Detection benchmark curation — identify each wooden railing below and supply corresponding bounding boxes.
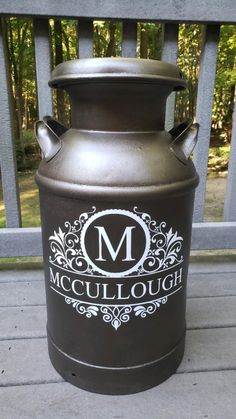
[0,0,236,257]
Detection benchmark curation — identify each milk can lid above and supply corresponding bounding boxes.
[49,57,186,90]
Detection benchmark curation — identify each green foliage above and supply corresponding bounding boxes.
[176,24,202,122]
[2,18,236,171]
[137,23,162,59]
[15,129,40,171]
[208,145,230,173]
[93,21,122,57]
[212,25,236,139]
[0,171,40,228]
[6,18,37,128]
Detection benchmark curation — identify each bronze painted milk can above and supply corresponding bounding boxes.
[35,58,199,394]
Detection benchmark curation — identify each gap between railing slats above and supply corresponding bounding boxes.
[0,19,21,228]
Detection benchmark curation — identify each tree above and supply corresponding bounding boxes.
[53,19,66,125]
[175,24,202,123]
[212,25,236,142]
[94,21,122,57]
[2,17,236,171]
[3,17,36,168]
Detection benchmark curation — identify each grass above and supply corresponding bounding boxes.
[0,170,40,228]
[208,144,230,174]
[0,145,231,228]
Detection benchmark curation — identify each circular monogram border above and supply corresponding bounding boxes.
[80,209,151,277]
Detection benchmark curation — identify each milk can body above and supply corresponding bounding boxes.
[35,58,199,394]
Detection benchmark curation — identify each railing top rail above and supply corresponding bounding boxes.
[0,0,235,24]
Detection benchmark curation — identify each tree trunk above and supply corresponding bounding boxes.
[62,27,70,61]
[16,19,31,168]
[140,25,148,58]
[5,19,20,141]
[106,22,116,57]
[94,25,101,57]
[54,19,66,124]
[226,84,236,141]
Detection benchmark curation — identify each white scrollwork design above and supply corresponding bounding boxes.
[49,206,184,277]
[133,296,168,318]
[65,297,99,318]
[100,306,132,330]
[49,207,96,274]
[133,207,184,274]
[62,295,171,330]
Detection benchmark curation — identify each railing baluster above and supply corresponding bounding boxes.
[34,19,53,118]
[223,98,236,221]
[161,24,179,131]
[122,21,137,57]
[193,25,220,222]
[0,19,21,228]
[78,20,93,58]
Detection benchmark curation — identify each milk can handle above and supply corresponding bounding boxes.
[35,116,67,162]
[169,120,199,164]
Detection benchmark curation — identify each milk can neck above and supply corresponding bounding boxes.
[67,82,171,132]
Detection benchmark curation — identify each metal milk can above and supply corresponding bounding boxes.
[35,58,199,394]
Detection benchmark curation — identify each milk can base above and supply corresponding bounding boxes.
[47,332,185,395]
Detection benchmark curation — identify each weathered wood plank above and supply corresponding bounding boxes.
[0,281,45,307]
[1,261,235,284]
[189,259,236,274]
[77,20,93,58]
[161,23,179,131]
[187,273,236,298]
[193,25,220,222]
[0,0,235,23]
[0,271,236,306]
[0,338,61,386]
[34,19,53,118]
[0,328,236,386]
[0,306,46,340]
[191,222,236,249]
[187,295,236,329]
[0,228,42,257]
[1,222,236,258]
[122,21,137,57]
[223,98,236,221]
[1,296,236,340]
[0,20,21,228]
[181,328,236,373]
[0,371,235,419]
[1,371,235,419]
[0,269,44,283]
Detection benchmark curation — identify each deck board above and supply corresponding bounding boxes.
[0,281,45,306]
[0,306,46,340]
[1,272,236,307]
[0,328,236,387]
[0,260,235,418]
[0,372,235,419]
[1,295,236,340]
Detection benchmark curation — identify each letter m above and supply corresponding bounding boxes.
[49,267,60,287]
[95,226,135,262]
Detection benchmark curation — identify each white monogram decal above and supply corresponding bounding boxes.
[48,207,184,330]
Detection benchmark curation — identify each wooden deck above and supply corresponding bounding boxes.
[0,257,235,418]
